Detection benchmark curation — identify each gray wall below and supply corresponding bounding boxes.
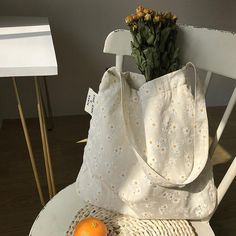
[0,0,236,120]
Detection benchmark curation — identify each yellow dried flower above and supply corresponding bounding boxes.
[136,5,144,13]
[172,15,177,21]
[151,10,156,16]
[165,12,172,19]
[143,8,148,14]
[132,14,138,21]
[132,24,138,31]
[161,11,168,19]
[149,9,154,15]
[144,13,152,21]
[143,8,153,14]
[153,15,161,23]
[137,11,145,18]
[125,15,133,25]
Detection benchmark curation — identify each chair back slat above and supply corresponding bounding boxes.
[103,29,132,72]
[217,156,236,206]
[177,25,236,80]
[104,26,236,80]
[103,29,132,56]
[203,71,212,96]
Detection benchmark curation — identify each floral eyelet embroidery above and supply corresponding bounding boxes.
[183,127,190,135]
[79,68,212,219]
[121,173,125,178]
[159,204,168,215]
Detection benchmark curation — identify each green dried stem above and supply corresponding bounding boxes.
[125,6,180,81]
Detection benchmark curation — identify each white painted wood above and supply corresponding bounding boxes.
[103,29,132,56]
[29,183,85,236]
[30,183,213,236]
[0,17,57,77]
[177,25,236,80]
[104,26,236,80]
[204,71,212,96]
[190,221,215,236]
[217,156,236,206]
[115,55,124,72]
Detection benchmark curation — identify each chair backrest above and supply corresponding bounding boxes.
[103,26,236,217]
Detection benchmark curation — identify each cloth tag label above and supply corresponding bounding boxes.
[84,88,97,116]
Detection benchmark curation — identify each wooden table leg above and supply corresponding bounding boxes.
[43,76,54,131]
[34,77,56,197]
[12,77,45,206]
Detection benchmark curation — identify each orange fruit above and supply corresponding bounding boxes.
[74,217,108,236]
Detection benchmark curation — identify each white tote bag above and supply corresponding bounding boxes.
[76,63,217,220]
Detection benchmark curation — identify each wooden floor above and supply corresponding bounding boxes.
[0,107,235,236]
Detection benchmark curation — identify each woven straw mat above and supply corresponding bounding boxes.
[66,204,196,236]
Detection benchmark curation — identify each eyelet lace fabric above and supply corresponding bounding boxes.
[76,64,217,220]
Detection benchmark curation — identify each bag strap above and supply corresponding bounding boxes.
[119,63,208,188]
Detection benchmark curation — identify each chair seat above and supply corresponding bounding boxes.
[29,183,85,236]
[29,183,215,236]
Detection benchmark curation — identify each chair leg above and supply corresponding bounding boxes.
[34,77,56,198]
[12,77,45,206]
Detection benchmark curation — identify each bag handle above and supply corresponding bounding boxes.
[119,63,208,188]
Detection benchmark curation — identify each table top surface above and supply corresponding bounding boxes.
[0,16,58,77]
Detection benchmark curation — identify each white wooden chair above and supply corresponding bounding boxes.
[29,26,236,236]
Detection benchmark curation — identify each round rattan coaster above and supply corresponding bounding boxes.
[66,204,196,236]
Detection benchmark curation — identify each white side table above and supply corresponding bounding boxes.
[0,16,58,205]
